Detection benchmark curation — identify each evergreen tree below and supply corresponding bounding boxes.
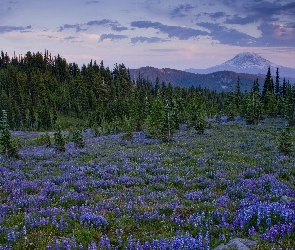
[235,76,241,111]
[146,91,165,139]
[71,128,85,148]
[187,94,206,134]
[243,79,262,125]
[283,85,295,126]
[274,68,280,97]
[261,67,277,116]
[278,126,293,156]
[162,100,175,142]
[0,110,19,158]
[54,125,66,152]
[121,116,133,141]
[262,67,274,99]
[224,89,238,121]
[281,78,287,98]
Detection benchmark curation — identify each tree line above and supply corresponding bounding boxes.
[0,50,294,140]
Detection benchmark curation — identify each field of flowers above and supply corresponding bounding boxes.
[1,117,295,249]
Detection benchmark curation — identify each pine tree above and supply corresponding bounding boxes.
[243,79,262,125]
[262,67,273,99]
[188,94,206,134]
[54,125,66,152]
[121,116,133,141]
[235,76,241,111]
[71,128,85,148]
[162,100,175,142]
[224,89,238,121]
[283,85,295,126]
[274,68,280,97]
[261,67,277,116]
[0,110,19,158]
[281,78,287,98]
[146,91,165,139]
[278,126,293,156]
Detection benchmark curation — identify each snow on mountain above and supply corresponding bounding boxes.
[221,52,278,70]
[186,52,295,81]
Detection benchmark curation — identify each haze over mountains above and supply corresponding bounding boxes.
[186,52,295,80]
[130,52,295,92]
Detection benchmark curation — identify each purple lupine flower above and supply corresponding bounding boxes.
[99,235,111,249]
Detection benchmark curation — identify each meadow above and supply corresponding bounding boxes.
[0,117,295,249]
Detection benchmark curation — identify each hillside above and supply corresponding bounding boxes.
[129,66,264,92]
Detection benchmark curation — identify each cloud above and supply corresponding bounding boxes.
[148,49,179,52]
[198,22,255,46]
[98,34,128,42]
[59,19,128,33]
[171,4,196,18]
[221,1,295,25]
[131,36,169,44]
[64,36,77,40]
[58,24,86,32]
[130,21,208,40]
[225,14,261,25]
[257,22,295,46]
[198,20,295,47]
[85,1,100,4]
[87,19,113,26]
[87,19,128,32]
[112,26,128,32]
[0,25,31,33]
[207,12,227,20]
[245,1,295,16]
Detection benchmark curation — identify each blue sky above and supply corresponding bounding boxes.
[0,0,295,70]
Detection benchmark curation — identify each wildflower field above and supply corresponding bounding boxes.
[1,117,295,249]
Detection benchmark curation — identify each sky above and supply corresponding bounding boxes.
[0,0,295,70]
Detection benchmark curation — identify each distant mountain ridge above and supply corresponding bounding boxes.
[129,67,265,92]
[186,52,295,80]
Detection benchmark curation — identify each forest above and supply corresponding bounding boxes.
[0,50,294,135]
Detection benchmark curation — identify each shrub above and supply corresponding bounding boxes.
[54,125,66,152]
[278,126,293,156]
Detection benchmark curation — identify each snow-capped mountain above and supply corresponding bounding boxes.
[222,52,278,70]
[186,52,295,80]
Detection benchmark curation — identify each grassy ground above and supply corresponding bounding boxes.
[1,117,295,249]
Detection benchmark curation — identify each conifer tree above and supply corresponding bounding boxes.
[71,128,85,148]
[0,110,19,158]
[188,94,206,134]
[283,85,295,126]
[54,125,66,152]
[262,67,274,99]
[243,79,262,125]
[261,67,277,116]
[146,91,165,139]
[274,68,280,97]
[224,89,238,121]
[278,126,293,156]
[121,116,133,141]
[235,76,241,111]
[162,100,175,142]
[281,78,287,98]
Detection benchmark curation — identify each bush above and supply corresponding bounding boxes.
[72,128,85,148]
[54,125,66,152]
[278,126,293,156]
[34,132,51,147]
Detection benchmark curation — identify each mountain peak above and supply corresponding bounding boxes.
[221,52,278,70]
